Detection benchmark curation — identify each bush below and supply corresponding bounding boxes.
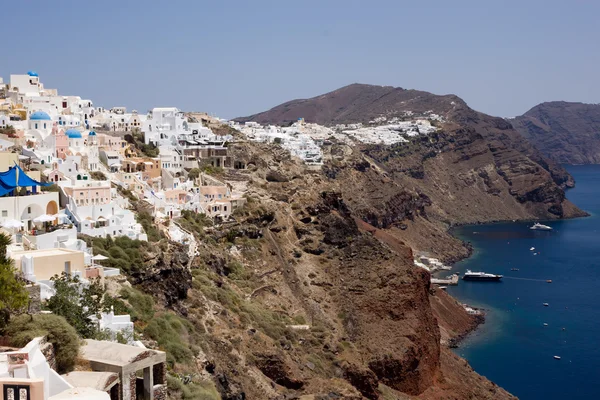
[136,211,162,242]
[41,184,60,192]
[167,376,220,400]
[120,287,155,323]
[143,312,200,366]
[5,314,80,373]
[80,235,151,275]
[89,171,107,181]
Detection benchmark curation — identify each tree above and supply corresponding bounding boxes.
[46,273,111,338]
[0,233,28,328]
[188,168,201,180]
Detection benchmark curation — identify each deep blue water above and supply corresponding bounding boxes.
[446,165,600,400]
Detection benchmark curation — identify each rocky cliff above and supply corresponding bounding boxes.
[128,86,591,399]
[147,141,518,399]
[511,101,600,164]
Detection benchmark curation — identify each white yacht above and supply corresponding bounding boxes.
[463,270,503,281]
[530,222,552,231]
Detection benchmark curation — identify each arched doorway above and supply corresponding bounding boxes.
[46,201,58,215]
[46,201,58,226]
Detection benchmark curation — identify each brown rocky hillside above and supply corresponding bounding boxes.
[146,141,519,399]
[511,101,600,164]
[125,87,589,399]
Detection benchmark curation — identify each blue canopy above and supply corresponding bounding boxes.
[0,165,51,197]
[16,164,51,188]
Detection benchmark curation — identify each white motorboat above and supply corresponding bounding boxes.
[530,222,552,231]
[554,356,561,360]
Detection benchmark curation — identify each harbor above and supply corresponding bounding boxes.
[431,274,459,286]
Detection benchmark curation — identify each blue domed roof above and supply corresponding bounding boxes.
[88,131,96,136]
[66,129,82,139]
[30,111,51,121]
[27,71,38,77]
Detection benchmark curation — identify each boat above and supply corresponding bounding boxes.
[554,356,561,360]
[511,268,520,271]
[547,280,552,283]
[543,323,548,326]
[530,222,552,231]
[530,247,535,251]
[463,270,503,281]
[543,303,549,306]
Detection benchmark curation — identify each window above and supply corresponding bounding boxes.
[27,207,31,214]
[35,123,38,129]
[1,210,6,217]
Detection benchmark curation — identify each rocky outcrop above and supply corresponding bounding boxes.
[129,241,191,313]
[511,101,600,164]
[253,352,305,390]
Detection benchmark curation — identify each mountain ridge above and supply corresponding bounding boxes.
[510,101,600,164]
[235,83,466,126]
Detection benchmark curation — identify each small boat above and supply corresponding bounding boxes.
[543,303,549,306]
[438,286,447,290]
[547,280,552,283]
[530,222,552,231]
[511,268,520,271]
[543,323,548,326]
[554,356,561,360]
[530,247,535,251]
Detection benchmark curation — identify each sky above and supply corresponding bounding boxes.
[2,0,599,119]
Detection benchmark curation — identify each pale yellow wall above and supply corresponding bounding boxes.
[0,152,18,171]
[12,249,85,280]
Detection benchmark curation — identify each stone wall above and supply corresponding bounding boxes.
[154,384,167,400]
[128,373,136,400]
[153,362,166,385]
[39,338,57,371]
[25,284,41,313]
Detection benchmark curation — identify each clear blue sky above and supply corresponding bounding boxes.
[3,0,599,118]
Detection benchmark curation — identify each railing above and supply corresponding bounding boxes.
[103,267,120,277]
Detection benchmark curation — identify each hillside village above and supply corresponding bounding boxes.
[0,72,475,400]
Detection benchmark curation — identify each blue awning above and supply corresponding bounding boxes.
[0,165,51,197]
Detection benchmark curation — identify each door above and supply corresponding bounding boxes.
[4,385,30,400]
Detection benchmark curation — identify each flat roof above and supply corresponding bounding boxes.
[48,387,109,400]
[62,371,118,390]
[80,340,165,367]
[11,248,82,257]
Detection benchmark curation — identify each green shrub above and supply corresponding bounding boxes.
[41,184,60,192]
[136,211,162,242]
[167,376,220,400]
[120,287,155,323]
[80,235,151,275]
[178,210,212,237]
[143,312,199,366]
[5,314,80,373]
[89,171,107,181]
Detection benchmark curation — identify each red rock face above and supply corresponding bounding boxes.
[512,101,600,165]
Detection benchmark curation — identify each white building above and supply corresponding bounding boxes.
[90,309,135,345]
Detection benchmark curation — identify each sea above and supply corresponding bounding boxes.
[445,165,600,400]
